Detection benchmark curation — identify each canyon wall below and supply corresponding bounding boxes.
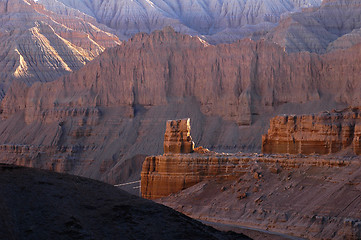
[262,107,361,155]
[1,28,361,184]
[4,28,361,126]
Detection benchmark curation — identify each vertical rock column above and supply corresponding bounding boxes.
[164,118,194,154]
[353,124,361,155]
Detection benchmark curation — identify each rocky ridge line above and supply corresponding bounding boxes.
[41,0,321,44]
[0,0,120,97]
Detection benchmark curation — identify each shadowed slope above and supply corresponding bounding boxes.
[0,164,250,240]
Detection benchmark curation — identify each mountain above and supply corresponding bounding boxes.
[267,0,361,53]
[39,0,321,43]
[0,0,120,97]
[0,164,249,240]
[0,28,359,184]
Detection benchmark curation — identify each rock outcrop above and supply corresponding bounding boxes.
[1,28,361,185]
[141,117,356,199]
[140,119,361,239]
[262,107,361,155]
[0,164,249,240]
[158,155,361,240]
[0,0,120,97]
[5,28,361,126]
[164,119,194,154]
[142,151,353,199]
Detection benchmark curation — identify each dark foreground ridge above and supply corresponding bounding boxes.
[0,164,250,240]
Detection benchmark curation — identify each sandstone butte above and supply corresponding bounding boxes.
[141,116,361,239]
[142,111,361,199]
[263,106,361,155]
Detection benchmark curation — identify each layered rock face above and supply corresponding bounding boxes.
[142,154,231,199]
[262,107,361,155]
[164,119,194,154]
[267,0,361,53]
[141,119,361,238]
[158,156,361,240]
[1,28,361,184]
[5,28,361,126]
[142,151,351,199]
[0,0,120,97]
[43,0,321,44]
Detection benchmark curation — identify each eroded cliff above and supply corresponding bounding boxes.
[262,107,361,155]
[142,118,361,239]
[1,28,361,184]
[267,0,361,53]
[157,155,361,240]
[0,0,120,97]
[40,0,321,44]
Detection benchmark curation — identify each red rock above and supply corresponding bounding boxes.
[157,154,361,240]
[164,119,194,154]
[141,116,356,199]
[2,28,361,186]
[262,107,361,155]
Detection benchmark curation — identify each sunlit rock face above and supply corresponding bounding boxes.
[0,0,120,97]
[140,117,361,239]
[1,28,361,187]
[164,119,194,154]
[262,107,361,155]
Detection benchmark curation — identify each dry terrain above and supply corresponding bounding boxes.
[0,164,250,240]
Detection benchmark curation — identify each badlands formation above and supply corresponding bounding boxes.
[0,27,360,184]
[142,118,361,239]
[34,0,361,53]
[267,0,361,53]
[39,0,321,43]
[263,107,361,155]
[0,0,120,97]
[0,0,326,100]
[0,0,360,239]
